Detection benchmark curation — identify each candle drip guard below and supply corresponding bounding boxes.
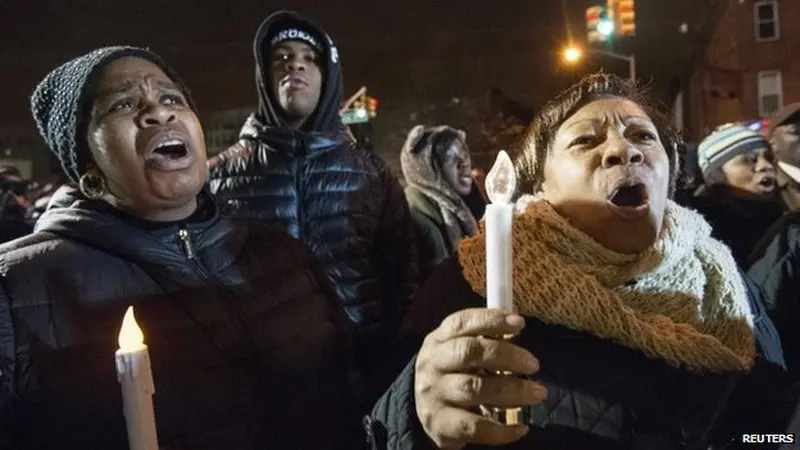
[478,333,528,426]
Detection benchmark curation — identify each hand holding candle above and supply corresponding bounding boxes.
[116,306,159,450]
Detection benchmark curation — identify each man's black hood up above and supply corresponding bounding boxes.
[253,11,343,134]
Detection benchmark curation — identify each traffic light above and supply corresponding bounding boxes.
[586,6,612,43]
[611,0,635,37]
[367,97,379,119]
[342,91,371,125]
[353,93,365,110]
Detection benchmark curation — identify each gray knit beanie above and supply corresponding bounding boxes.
[30,46,196,183]
[697,124,770,179]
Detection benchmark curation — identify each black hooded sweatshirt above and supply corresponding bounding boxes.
[0,186,364,449]
[208,11,418,374]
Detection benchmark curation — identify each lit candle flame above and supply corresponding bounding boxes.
[485,150,517,204]
[118,306,145,351]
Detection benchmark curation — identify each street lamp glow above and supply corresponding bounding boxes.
[563,47,582,63]
[597,19,614,36]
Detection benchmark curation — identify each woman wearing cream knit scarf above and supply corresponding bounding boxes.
[368,74,796,450]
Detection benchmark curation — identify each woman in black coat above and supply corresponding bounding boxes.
[0,46,362,450]
[366,74,797,450]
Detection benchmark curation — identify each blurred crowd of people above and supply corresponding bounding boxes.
[3,8,800,450]
[0,165,65,244]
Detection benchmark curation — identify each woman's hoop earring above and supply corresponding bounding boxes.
[78,172,106,200]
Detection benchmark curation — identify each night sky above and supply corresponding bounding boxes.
[0,0,709,173]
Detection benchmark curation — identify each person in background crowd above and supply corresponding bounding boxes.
[400,125,484,282]
[748,204,800,380]
[0,166,33,243]
[24,177,65,223]
[366,73,794,450]
[207,11,417,404]
[746,112,800,378]
[685,124,785,265]
[0,46,363,449]
[768,103,800,210]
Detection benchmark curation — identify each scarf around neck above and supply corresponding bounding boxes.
[458,199,755,373]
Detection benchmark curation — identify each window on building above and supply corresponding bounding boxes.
[754,0,779,41]
[758,70,783,117]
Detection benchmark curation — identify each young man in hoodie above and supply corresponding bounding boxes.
[208,11,418,402]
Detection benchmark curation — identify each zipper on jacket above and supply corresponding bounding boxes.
[177,225,258,359]
[175,225,267,431]
[178,226,211,281]
[178,228,196,259]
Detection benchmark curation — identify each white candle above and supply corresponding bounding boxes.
[115,306,159,450]
[484,150,517,312]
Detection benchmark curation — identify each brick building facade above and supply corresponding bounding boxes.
[687,0,799,141]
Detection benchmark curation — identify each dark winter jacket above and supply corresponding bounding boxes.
[208,11,417,363]
[748,211,800,378]
[740,270,787,369]
[366,257,798,450]
[405,185,484,282]
[685,185,785,266]
[0,186,363,450]
[405,186,452,280]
